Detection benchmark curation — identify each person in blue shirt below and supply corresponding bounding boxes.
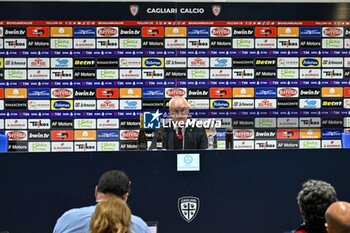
[53,170,151,233]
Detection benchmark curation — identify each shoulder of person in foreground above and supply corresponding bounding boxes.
[131,214,152,233]
[53,205,95,233]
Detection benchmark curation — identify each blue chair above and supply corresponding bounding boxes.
[0,134,8,152]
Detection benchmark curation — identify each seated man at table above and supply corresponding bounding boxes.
[149,96,208,150]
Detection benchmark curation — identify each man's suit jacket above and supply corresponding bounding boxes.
[149,126,208,150]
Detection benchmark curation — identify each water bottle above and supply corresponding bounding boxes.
[225,127,233,149]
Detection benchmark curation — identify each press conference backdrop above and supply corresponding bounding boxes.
[1,2,350,152]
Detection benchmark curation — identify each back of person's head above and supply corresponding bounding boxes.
[297,179,337,227]
[326,201,350,233]
[90,196,131,233]
[97,170,131,198]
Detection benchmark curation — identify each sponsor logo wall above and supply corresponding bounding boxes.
[2,16,350,151]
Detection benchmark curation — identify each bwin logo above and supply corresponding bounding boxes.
[178,196,200,223]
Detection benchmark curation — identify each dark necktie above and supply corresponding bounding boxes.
[177,127,183,140]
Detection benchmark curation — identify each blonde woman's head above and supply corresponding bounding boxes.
[90,196,131,233]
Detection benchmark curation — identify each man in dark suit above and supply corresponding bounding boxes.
[149,96,208,150]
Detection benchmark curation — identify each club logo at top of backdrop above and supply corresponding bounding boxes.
[178,196,200,223]
[212,5,221,17]
[130,5,139,16]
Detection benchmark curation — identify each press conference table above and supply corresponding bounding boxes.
[0,149,348,233]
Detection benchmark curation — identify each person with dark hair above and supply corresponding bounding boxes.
[90,196,131,233]
[325,201,350,233]
[295,179,338,233]
[53,170,150,233]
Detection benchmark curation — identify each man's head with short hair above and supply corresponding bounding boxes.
[169,96,190,124]
[95,170,131,201]
[326,201,350,233]
[297,179,337,227]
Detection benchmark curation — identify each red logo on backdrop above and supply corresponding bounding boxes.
[323,27,342,37]
[53,89,72,98]
[211,27,231,37]
[100,100,116,109]
[122,130,139,139]
[210,88,232,98]
[255,27,277,37]
[97,88,118,98]
[166,88,186,97]
[142,27,164,37]
[234,130,253,139]
[130,5,139,16]
[278,88,298,97]
[212,5,221,16]
[27,27,50,37]
[344,87,350,97]
[277,129,299,139]
[51,130,73,140]
[7,131,26,140]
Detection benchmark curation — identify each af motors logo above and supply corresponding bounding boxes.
[178,196,200,223]
[130,5,139,16]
